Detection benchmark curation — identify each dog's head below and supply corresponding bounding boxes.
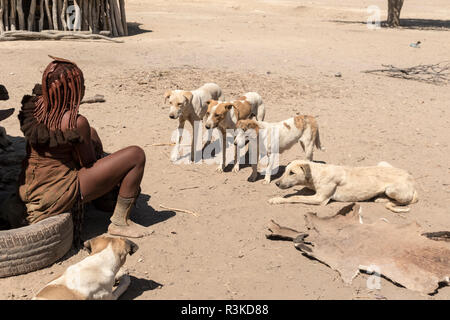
[164,90,193,119]
[0,85,9,101]
[234,119,259,147]
[275,160,313,189]
[84,235,139,266]
[204,100,233,129]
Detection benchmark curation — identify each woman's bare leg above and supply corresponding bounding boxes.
[78,145,149,238]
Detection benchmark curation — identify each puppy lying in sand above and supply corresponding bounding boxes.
[269,160,418,213]
[164,83,223,162]
[205,93,265,173]
[33,235,138,300]
[234,115,322,184]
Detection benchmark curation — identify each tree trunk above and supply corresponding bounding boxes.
[387,0,404,27]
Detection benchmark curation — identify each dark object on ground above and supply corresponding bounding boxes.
[363,61,450,85]
[0,85,8,100]
[0,212,73,278]
[266,203,450,294]
[0,108,14,122]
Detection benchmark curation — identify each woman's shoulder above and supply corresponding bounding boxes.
[19,85,83,148]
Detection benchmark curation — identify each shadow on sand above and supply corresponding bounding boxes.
[127,22,153,36]
[81,193,176,240]
[330,19,450,31]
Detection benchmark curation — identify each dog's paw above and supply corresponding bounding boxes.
[215,166,224,173]
[170,153,179,162]
[232,165,240,173]
[262,179,271,185]
[268,197,285,205]
[248,175,258,182]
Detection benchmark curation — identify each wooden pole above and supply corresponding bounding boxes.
[92,0,99,34]
[3,0,8,31]
[87,0,92,32]
[99,0,105,31]
[45,0,53,30]
[52,0,58,30]
[73,0,80,31]
[107,0,117,37]
[111,0,124,36]
[38,0,44,31]
[10,0,17,31]
[119,0,127,36]
[83,0,89,31]
[0,0,4,34]
[60,0,67,31]
[27,0,37,31]
[16,0,25,30]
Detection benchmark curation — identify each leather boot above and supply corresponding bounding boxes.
[110,195,135,226]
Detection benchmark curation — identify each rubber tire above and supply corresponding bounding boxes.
[0,213,73,278]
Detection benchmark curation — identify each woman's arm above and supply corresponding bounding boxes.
[74,115,97,168]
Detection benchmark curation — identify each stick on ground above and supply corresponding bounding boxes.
[159,204,199,217]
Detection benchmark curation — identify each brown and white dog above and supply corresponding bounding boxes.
[33,235,138,300]
[164,83,223,162]
[234,115,322,184]
[269,160,418,213]
[204,93,264,173]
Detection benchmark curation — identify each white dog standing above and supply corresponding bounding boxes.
[234,115,322,184]
[269,160,418,213]
[33,235,138,300]
[164,83,223,162]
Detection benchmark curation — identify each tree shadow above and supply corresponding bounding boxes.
[120,276,163,300]
[81,193,175,240]
[127,22,153,36]
[330,19,450,31]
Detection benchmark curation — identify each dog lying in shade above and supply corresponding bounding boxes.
[33,235,138,300]
[269,160,418,213]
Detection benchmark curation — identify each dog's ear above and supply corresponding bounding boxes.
[164,90,172,104]
[300,164,312,182]
[125,239,139,256]
[83,240,92,253]
[225,103,234,111]
[182,91,193,103]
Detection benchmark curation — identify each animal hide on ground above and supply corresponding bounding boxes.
[266,204,450,294]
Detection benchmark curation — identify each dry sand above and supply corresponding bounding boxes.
[0,0,449,300]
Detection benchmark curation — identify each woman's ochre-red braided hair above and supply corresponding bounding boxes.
[34,56,85,131]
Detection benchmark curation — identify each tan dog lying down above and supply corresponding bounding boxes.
[234,115,322,184]
[164,83,223,162]
[269,160,418,213]
[33,235,138,300]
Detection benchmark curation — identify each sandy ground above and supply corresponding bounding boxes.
[0,0,449,300]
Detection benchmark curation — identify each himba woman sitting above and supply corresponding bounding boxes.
[18,56,150,238]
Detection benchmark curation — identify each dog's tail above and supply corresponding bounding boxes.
[315,127,324,151]
[385,202,411,213]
